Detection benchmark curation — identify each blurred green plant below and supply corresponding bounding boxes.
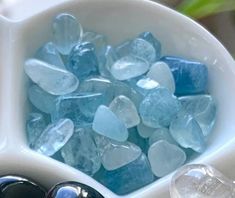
[177,0,235,19]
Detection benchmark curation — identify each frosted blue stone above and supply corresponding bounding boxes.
[35,42,65,69]
[110,56,150,80]
[147,61,175,93]
[53,13,83,55]
[26,113,46,147]
[97,153,154,195]
[109,95,140,128]
[139,87,181,128]
[149,128,177,146]
[92,105,128,142]
[148,140,186,177]
[28,85,56,114]
[139,32,161,59]
[61,127,101,176]
[24,59,79,95]
[53,93,105,126]
[130,38,156,63]
[67,42,98,79]
[161,56,208,95]
[179,95,216,137]
[115,40,131,58]
[170,111,206,153]
[135,77,160,96]
[33,119,74,156]
[137,122,155,138]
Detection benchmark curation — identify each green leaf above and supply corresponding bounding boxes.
[177,0,235,19]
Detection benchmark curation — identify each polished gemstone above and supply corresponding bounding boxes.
[135,77,160,96]
[148,140,186,177]
[149,128,176,146]
[92,105,128,142]
[137,122,155,138]
[139,87,181,128]
[52,13,83,55]
[115,40,131,58]
[24,59,79,95]
[33,119,74,156]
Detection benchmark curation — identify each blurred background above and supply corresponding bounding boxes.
[0,0,234,57]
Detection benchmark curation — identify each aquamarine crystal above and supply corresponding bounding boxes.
[33,119,74,156]
[25,59,79,95]
[135,77,160,96]
[179,95,216,136]
[92,105,128,142]
[147,61,175,93]
[61,128,101,176]
[109,95,140,128]
[53,13,83,55]
[139,87,181,128]
[115,40,131,58]
[170,111,206,153]
[149,128,176,146]
[97,154,154,195]
[137,122,155,138]
[110,56,149,80]
[148,140,186,177]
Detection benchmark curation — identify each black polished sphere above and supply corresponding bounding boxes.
[47,182,104,198]
[0,175,46,198]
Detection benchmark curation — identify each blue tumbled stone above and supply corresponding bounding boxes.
[67,42,98,79]
[96,153,154,195]
[161,56,208,95]
[115,40,131,58]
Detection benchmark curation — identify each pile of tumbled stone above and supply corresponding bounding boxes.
[25,13,216,195]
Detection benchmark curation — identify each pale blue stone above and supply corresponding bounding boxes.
[92,105,128,142]
[130,38,156,63]
[115,40,131,58]
[53,13,83,55]
[61,127,101,176]
[135,77,160,96]
[28,85,56,114]
[26,113,46,147]
[110,56,150,80]
[24,59,79,95]
[137,122,155,138]
[35,42,65,69]
[139,87,181,128]
[52,93,105,126]
[148,140,186,177]
[148,128,177,146]
[33,119,74,156]
[161,56,208,95]
[109,95,140,128]
[97,153,154,195]
[170,111,206,153]
[139,32,161,59]
[179,95,216,137]
[67,42,98,79]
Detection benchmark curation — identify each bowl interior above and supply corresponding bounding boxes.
[1,0,235,197]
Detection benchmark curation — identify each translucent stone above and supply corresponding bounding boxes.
[130,38,156,63]
[149,128,176,146]
[179,95,216,136]
[61,128,101,176]
[52,13,83,55]
[28,85,56,114]
[109,95,140,128]
[102,141,142,171]
[148,140,186,177]
[147,61,175,93]
[52,93,105,126]
[24,59,79,95]
[170,111,206,153]
[67,42,98,79]
[139,87,181,128]
[161,56,208,95]
[110,56,150,80]
[35,42,65,69]
[171,164,235,198]
[135,77,160,96]
[139,32,161,60]
[33,119,74,156]
[26,113,46,147]
[115,40,131,58]
[97,153,154,195]
[92,105,128,142]
[137,122,155,138]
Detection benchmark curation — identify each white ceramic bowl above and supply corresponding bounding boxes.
[0,0,235,197]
